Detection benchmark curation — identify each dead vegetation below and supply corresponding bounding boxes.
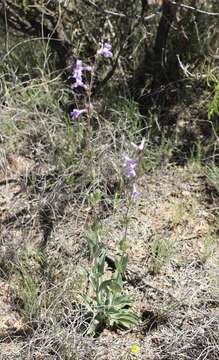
[0,144,218,359]
[0,1,219,359]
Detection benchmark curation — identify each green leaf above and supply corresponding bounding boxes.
[86,318,100,336]
[119,237,128,252]
[109,311,139,328]
[97,250,106,275]
[89,272,99,292]
[113,295,133,307]
[116,254,128,274]
[83,294,94,306]
[86,234,98,259]
[112,272,123,287]
[117,315,139,328]
[105,291,113,306]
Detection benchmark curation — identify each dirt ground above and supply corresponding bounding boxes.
[0,151,218,359]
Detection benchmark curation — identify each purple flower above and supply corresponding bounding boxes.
[132,183,141,200]
[70,109,87,120]
[97,43,113,58]
[72,60,85,88]
[72,60,93,88]
[123,155,137,178]
[131,138,145,151]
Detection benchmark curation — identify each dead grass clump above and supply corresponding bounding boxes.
[152,315,219,360]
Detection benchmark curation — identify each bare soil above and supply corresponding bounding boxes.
[0,152,218,359]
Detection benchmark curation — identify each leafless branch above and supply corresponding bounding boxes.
[170,1,219,16]
[81,0,161,22]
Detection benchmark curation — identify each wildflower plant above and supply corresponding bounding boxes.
[70,108,87,120]
[73,40,145,336]
[84,138,145,336]
[123,138,145,201]
[97,43,113,58]
[119,138,145,254]
[70,41,113,150]
[85,223,139,336]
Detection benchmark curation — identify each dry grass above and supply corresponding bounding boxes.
[1,148,218,359]
[0,28,219,359]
